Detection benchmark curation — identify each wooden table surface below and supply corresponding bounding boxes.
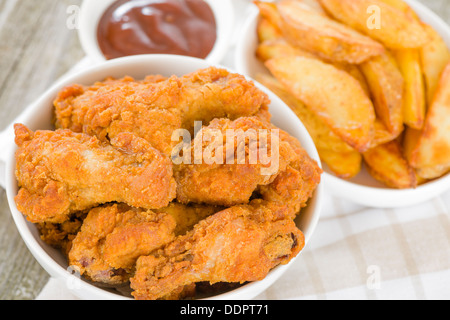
[0,0,449,300]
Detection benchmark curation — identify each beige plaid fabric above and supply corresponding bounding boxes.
[256,190,450,300]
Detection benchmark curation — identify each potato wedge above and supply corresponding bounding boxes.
[254,1,283,29]
[276,0,385,64]
[406,62,450,179]
[319,0,428,49]
[255,73,361,179]
[393,49,426,129]
[319,149,362,179]
[403,127,421,166]
[420,23,450,104]
[337,64,371,97]
[255,73,354,153]
[257,18,282,43]
[369,119,400,149]
[266,56,376,152]
[363,140,417,189]
[360,52,404,136]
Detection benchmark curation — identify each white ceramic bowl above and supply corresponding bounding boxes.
[235,0,450,209]
[78,0,235,64]
[0,55,323,300]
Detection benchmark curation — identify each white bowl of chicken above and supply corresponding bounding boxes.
[1,54,323,300]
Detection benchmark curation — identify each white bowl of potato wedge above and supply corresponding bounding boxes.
[235,0,450,208]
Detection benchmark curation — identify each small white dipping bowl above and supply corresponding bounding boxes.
[0,55,323,300]
[77,0,235,64]
[235,0,450,209]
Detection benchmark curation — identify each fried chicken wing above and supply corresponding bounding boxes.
[54,67,269,156]
[14,124,176,223]
[54,75,182,156]
[178,67,270,130]
[174,117,298,206]
[130,201,305,300]
[69,204,176,285]
[38,211,87,256]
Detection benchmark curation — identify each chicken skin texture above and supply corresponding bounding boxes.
[14,124,176,224]
[130,200,305,300]
[69,204,176,285]
[155,202,223,236]
[174,117,298,206]
[177,67,270,131]
[54,76,182,157]
[53,67,269,156]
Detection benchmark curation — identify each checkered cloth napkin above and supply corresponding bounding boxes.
[255,189,450,300]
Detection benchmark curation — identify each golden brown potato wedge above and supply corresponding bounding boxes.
[256,39,316,62]
[405,62,450,179]
[276,0,385,64]
[291,0,328,15]
[337,64,371,97]
[319,148,362,179]
[255,73,355,153]
[376,0,420,21]
[257,18,282,43]
[420,23,450,104]
[266,56,376,152]
[360,52,404,136]
[319,0,428,49]
[256,39,370,96]
[393,49,426,130]
[363,140,417,189]
[369,119,400,149]
[254,1,283,29]
[255,74,361,179]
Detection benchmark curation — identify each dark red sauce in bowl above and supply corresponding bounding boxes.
[97,0,217,60]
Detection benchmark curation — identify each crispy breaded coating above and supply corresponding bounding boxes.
[53,67,269,155]
[174,117,298,206]
[178,67,270,131]
[14,124,176,224]
[130,200,304,300]
[54,76,182,157]
[155,202,223,236]
[69,204,176,285]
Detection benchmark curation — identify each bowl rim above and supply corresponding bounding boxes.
[4,54,324,300]
[234,0,450,207]
[77,0,235,65]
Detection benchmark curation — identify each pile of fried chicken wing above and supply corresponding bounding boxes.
[13,67,321,300]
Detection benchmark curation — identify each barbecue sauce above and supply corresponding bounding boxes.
[97,0,217,60]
